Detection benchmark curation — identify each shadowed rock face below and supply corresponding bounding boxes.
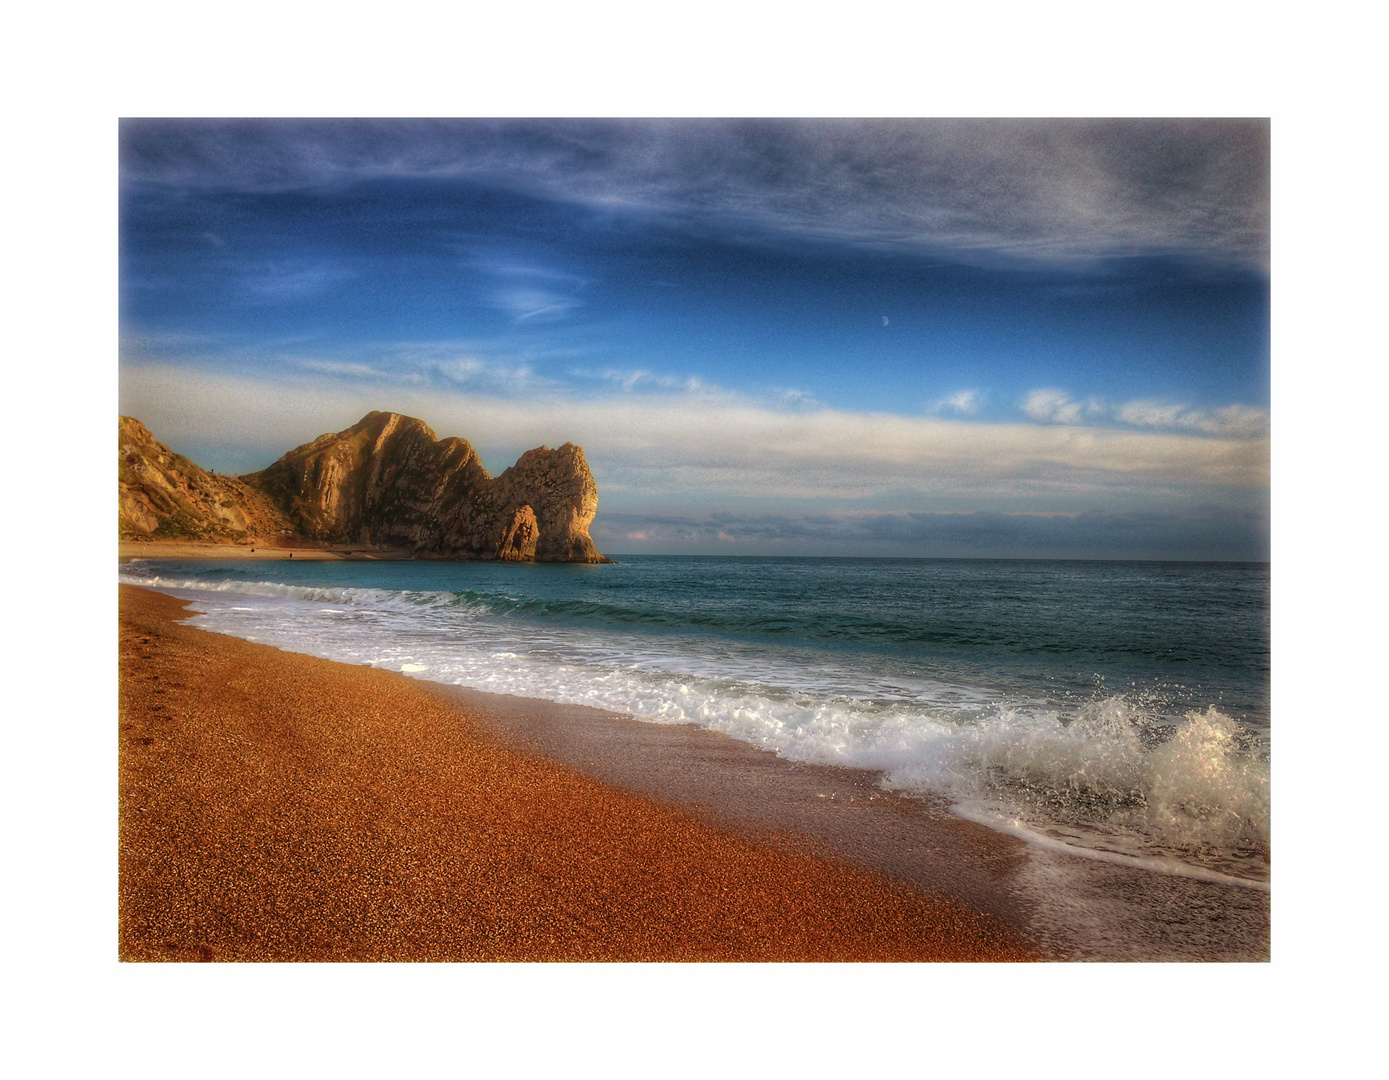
[119,411,611,563]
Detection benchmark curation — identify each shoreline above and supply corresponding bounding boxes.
[420,681,1044,933]
[119,584,1039,961]
[120,540,417,562]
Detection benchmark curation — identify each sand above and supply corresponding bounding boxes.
[120,541,414,561]
[119,585,1038,962]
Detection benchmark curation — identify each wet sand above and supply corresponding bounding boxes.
[426,684,1043,932]
[423,688,1271,962]
[119,585,1038,962]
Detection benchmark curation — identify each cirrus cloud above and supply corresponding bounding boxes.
[121,118,1270,270]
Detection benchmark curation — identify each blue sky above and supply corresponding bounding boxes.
[119,119,1269,559]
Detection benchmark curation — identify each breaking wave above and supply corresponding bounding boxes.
[120,560,1270,884]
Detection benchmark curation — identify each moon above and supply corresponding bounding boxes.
[881,316,889,327]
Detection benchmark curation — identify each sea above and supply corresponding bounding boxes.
[119,555,1270,894]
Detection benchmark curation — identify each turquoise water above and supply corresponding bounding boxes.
[121,555,1270,884]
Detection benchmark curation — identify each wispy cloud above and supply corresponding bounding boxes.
[376,344,548,395]
[121,119,1269,270]
[275,344,552,395]
[297,359,392,380]
[495,286,581,323]
[572,368,726,396]
[241,260,352,301]
[468,257,587,324]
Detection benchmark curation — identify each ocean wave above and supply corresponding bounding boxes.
[881,699,1269,880]
[123,564,1270,883]
[119,571,492,616]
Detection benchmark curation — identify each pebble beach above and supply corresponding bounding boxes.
[118,585,1037,962]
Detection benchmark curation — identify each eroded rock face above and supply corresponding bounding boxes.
[496,505,539,562]
[119,416,296,543]
[119,411,611,563]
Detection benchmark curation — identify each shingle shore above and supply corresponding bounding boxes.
[119,585,1037,961]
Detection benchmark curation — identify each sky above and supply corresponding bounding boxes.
[119,118,1270,559]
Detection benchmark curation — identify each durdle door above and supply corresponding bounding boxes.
[119,411,612,563]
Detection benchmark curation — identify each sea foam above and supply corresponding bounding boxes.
[120,563,1270,883]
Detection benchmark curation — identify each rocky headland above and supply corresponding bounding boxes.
[119,411,611,563]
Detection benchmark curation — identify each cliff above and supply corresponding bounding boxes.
[119,412,611,563]
[119,416,297,543]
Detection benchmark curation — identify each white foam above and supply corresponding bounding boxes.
[125,572,1270,884]
[949,804,1271,891]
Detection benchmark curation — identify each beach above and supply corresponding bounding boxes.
[119,584,1040,961]
[120,541,414,562]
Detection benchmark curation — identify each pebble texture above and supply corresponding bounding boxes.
[118,586,1036,963]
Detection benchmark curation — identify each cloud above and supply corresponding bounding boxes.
[574,368,704,393]
[772,387,821,411]
[1022,389,1100,425]
[241,259,352,301]
[296,359,392,380]
[570,369,818,411]
[464,257,587,323]
[937,390,979,416]
[495,286,581,323]
[1117,400,1269,438]
[369,344,548,395]
[120,362,1271,509]
[120,119,1269,269]
[237,343,552,396]
[1025,389,1268,438]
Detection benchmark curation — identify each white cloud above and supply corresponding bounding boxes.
[1023,389,1087,424]
[938,390,979,415]
[1025,389,1269,439]
[120,363,1271,508]
[771,387,820,410]
[1117,400,1268,438]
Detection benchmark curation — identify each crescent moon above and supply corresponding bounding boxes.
[881,316,889,327]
